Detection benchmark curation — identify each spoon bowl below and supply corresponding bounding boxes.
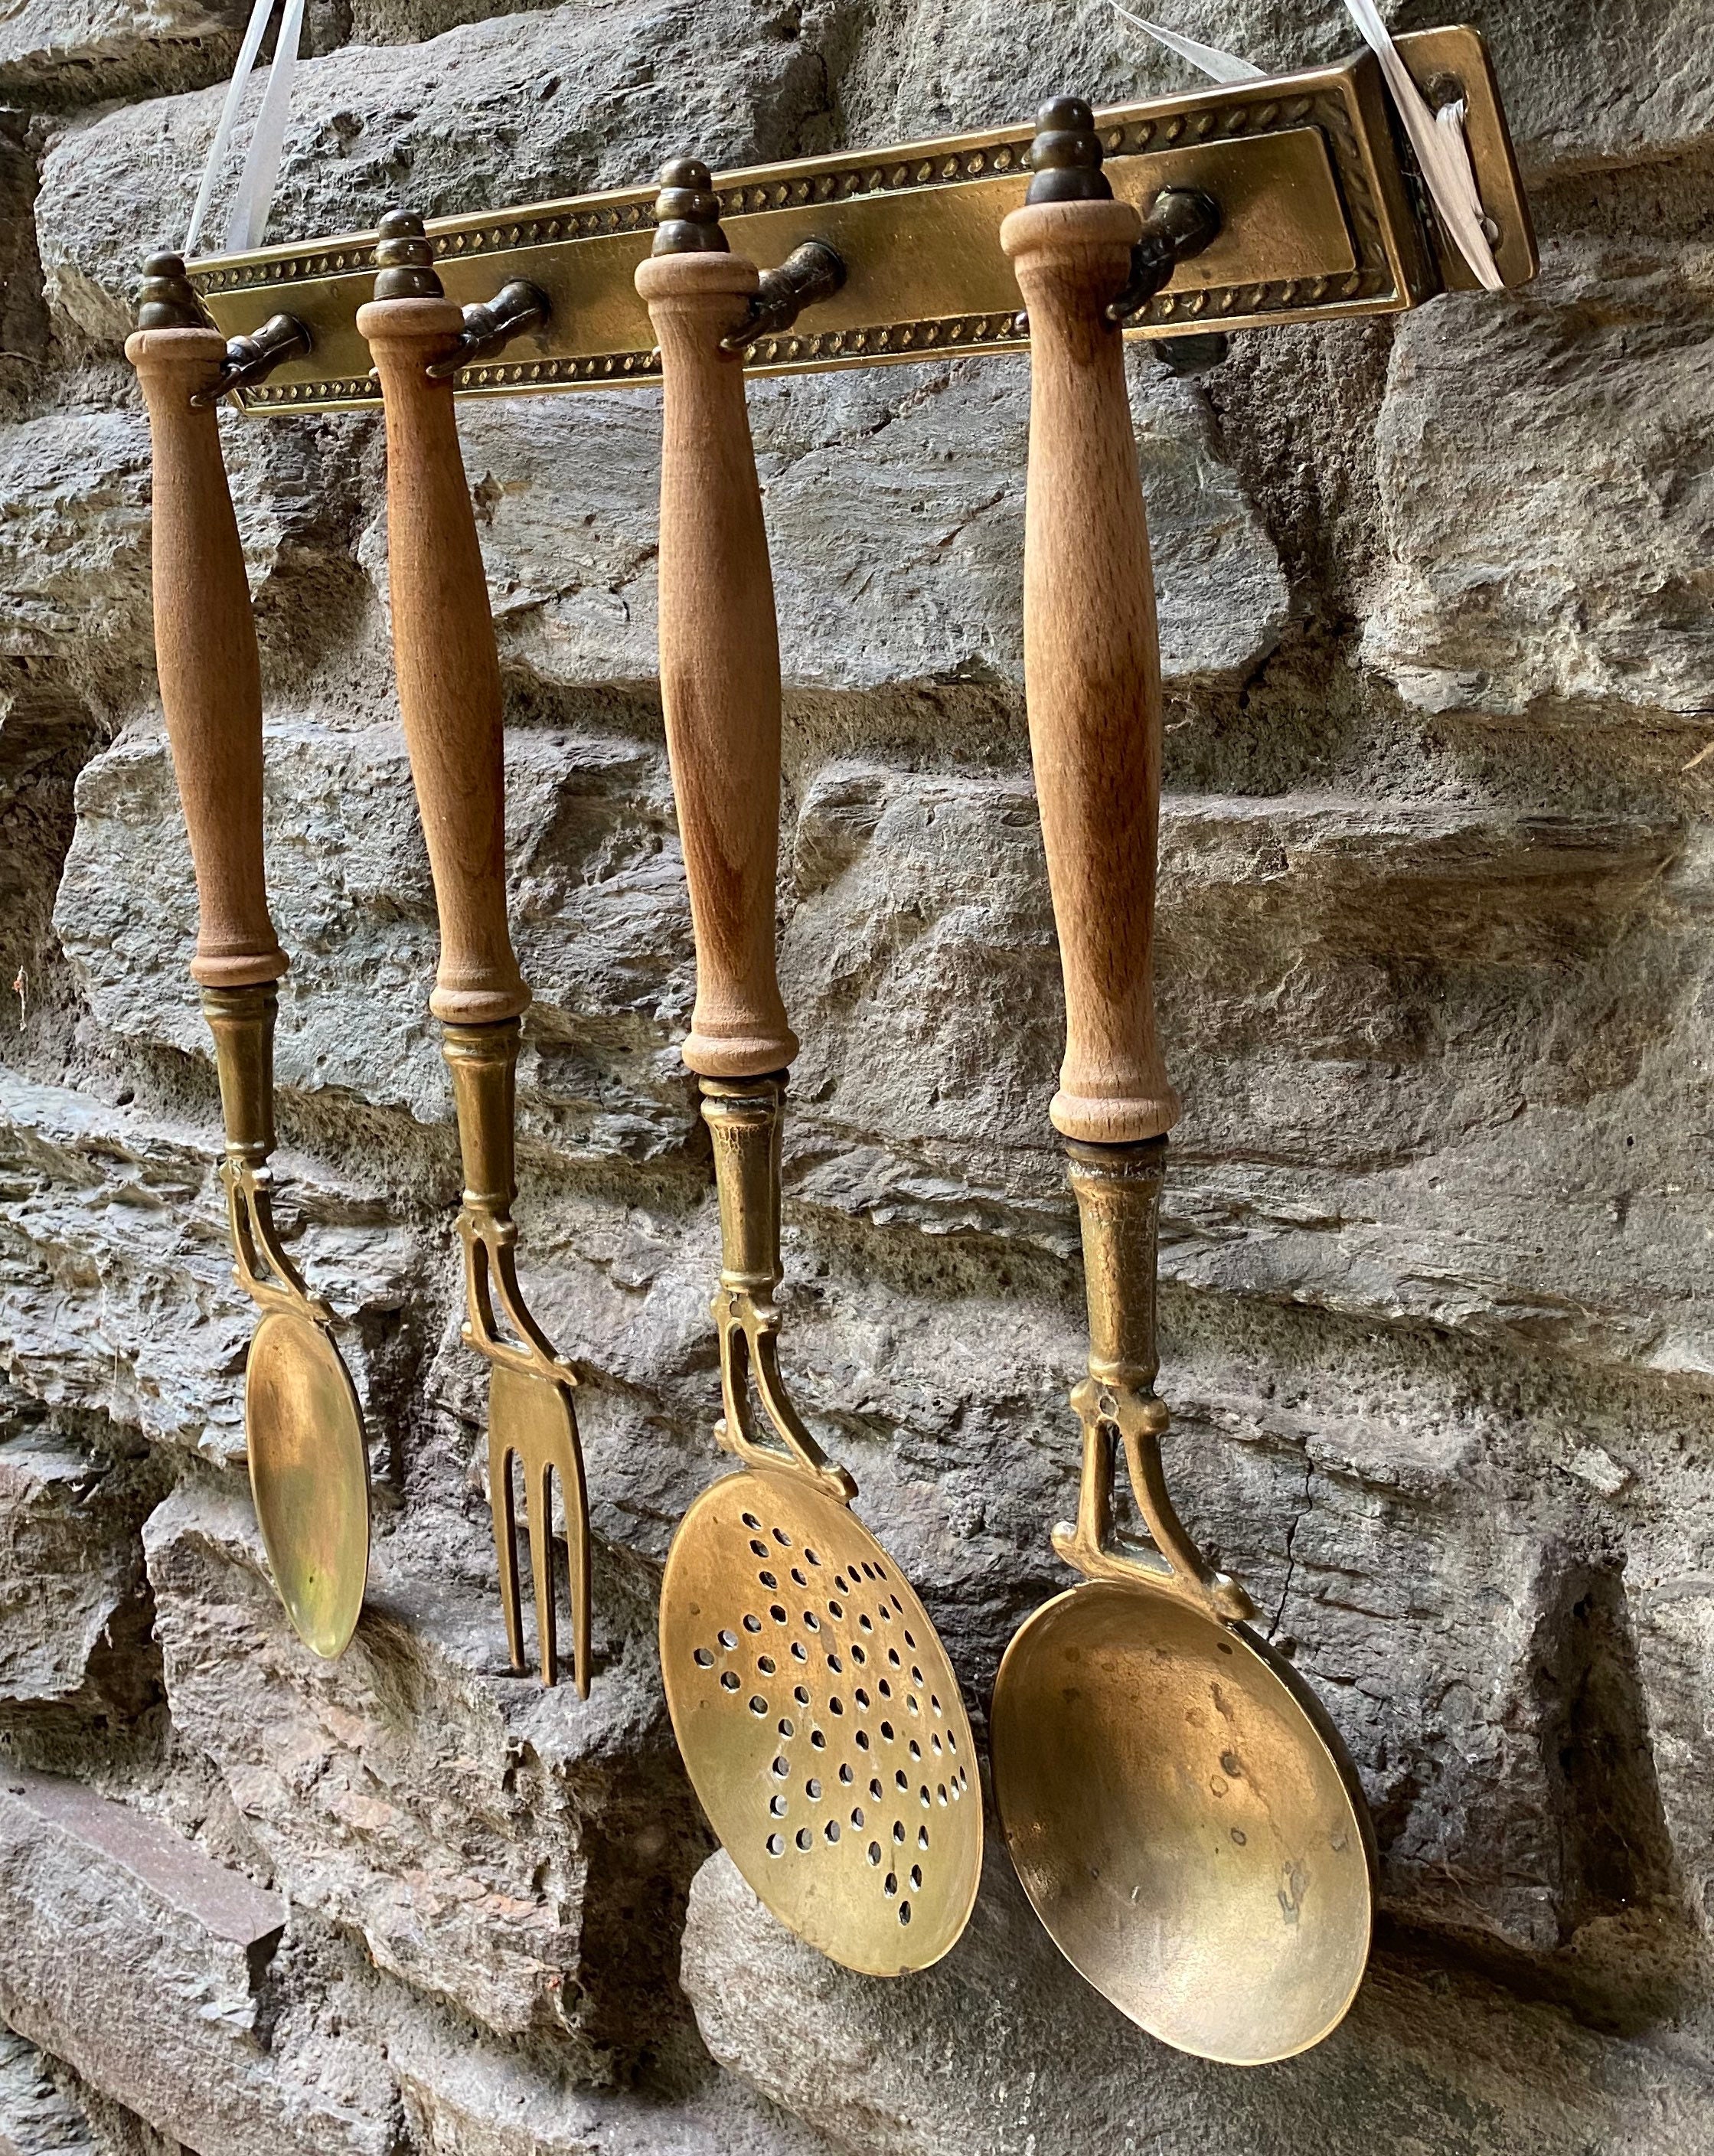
[247,1307,370,1661]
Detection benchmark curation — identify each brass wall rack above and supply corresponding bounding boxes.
[188,24,1533,415]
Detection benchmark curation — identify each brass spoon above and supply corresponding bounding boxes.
[637,162,981,1975]
[988,105,1375,2065]
[128,253,369,1659]
[358,214,591,1693]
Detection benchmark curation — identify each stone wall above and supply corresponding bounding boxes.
[2,2,1712,2151]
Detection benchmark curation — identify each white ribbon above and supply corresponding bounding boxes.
[1110,5,1263,84]
[182,0,303,260]
[1112,2,1503,291]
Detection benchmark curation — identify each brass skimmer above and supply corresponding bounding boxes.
[128,253,370,1661]
[988,106,1375,2064]
[638,162,981,1975]
[359,214,590,1692]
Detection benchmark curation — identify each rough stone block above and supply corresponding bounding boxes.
[0,410,153,686]
[57,717,693,1150]
[0,1767,397,2155]
[385,2007,845,2155]
[60,725,1712,1370]
[0,1429,155,1707]
[1363,233,1714,725]
[782,761,1706,1368]
[142,1480,704,2068]
[834,0,1714,188]
[0,0,237,105]
[0,1070,413,1461]
[454,354,1287,700]
[681,1845,1714,2155]
[0,2021,95,2155]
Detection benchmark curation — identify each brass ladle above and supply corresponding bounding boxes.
[988,105,1376,2064]
[638,161,981,1975]
[128,253,369,1659]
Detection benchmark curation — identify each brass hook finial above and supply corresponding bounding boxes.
[1105,188,1223,323]
[651,158,729,256]
[648,155,846,352]
[424,278,552,381]
[137,251,206,331]
[1025,96,1112,204]
[374,207,445,299]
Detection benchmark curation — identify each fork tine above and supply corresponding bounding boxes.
[488,1416,526,1675]
[547,1390,592,1700]
[529,1453,559,1688]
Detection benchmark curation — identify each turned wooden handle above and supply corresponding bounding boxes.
[1001,198,1182,1144]
[126,327,286,990]
[357,293,528,1027]
[636,250,798,1079]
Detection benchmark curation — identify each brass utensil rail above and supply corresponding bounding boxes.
[187,24,1533,417]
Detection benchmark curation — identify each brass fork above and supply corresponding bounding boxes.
[360,211,591,1693]
[445,1021,590,1694]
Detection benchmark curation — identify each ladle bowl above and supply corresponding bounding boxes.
[993,1578,1373,2063]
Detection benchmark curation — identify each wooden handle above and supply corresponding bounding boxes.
[635,250,798,1079]
[1001,198,1181,1145]
[357,294,528,1027]
[126,328,286,990]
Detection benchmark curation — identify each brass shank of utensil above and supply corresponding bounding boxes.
[201,982,336,1329]
[1059,1138,1252,1625]
[702,1075,854,1504]
[442,1019,563,1377]
[442,1018,591,1692]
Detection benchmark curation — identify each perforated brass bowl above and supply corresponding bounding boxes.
[661,1465,981,1975]
[992,1579,1373,2065]
[246,1308,371,1661]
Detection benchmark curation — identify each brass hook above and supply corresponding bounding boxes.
[718,240,847,354]
[1104,186,1223,325]
[647,157,846,354]
[189,313,313,407]
[425,279,552,381]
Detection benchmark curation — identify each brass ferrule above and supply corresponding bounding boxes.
[702,1076,786,1298]
[201,984,278,1166]
[442,1019,521,1214]
[1066,1138,1165,1393]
